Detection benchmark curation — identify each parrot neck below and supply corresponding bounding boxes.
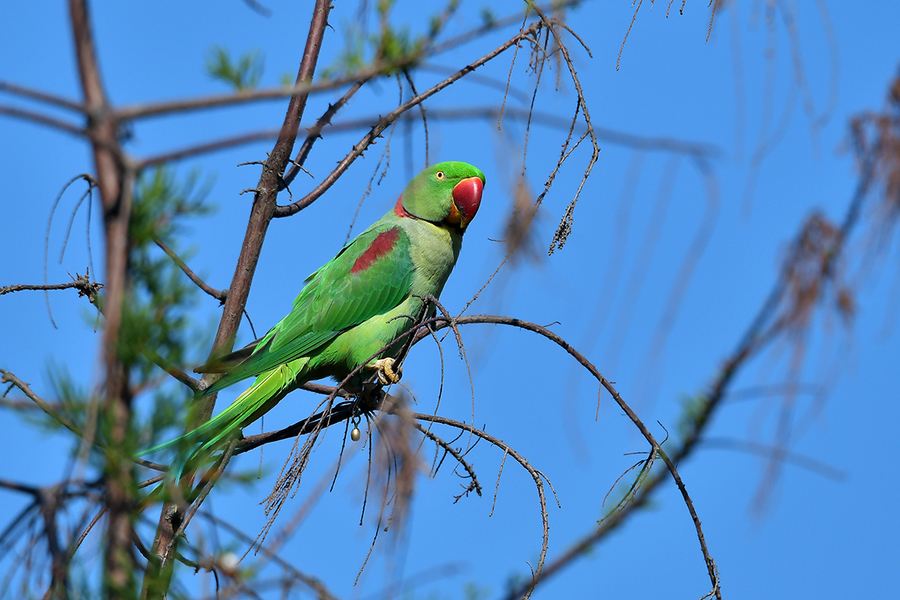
[394,196,413,218]
[394,196,464,234]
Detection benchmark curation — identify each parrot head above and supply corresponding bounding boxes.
[397,161,486,231]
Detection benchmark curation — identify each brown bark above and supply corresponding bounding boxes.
[141,1,333,596]
[68,0,135,596]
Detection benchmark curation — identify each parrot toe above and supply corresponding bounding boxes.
[371,357,402,385]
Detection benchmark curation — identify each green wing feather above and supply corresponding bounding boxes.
[200,222,414,395]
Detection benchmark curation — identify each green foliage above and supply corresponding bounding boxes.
[321,0,464,79]
[321,24,368,79]
[597,458,658,526]
[677,393,710,439]
[322,21,427,79]
[279,72,296,87]
[122,169,210,380]
[377,0,395,17]
[206,46,264,90]
[124,169,212,444]
[429,0,460,38]
[41,169,215,451]
[35,365,91,434]
[375,25,424,70]
[479,7,496,27]
[463,582,491,600]
[138,391,183,447]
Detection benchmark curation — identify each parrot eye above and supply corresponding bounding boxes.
[435,171,445,180]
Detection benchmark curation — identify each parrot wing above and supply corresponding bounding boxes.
[198,223,414,394]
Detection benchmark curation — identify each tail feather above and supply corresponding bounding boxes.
[142,357,311,479]
[193,337,263,375]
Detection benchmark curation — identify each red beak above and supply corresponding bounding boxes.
[451,176,484,228]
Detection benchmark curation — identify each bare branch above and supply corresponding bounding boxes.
[68,0,135,594]
[114,65,400,122]
[0,80,85,113]
[506,128,882,598]
[0,273,102,302]
[0,369,82,438]
[145,0,334,588]
[153,238,227,302]
[414,413,549,600]
[426,315,720,599]
[197,511,339,600]
[141,347,202,394]
[281,79,368,189]
[135,129,280,171]
[134,106,717,171]
[112,1,575,124]
[0,104,85,137]
[413,422,482,500]
[700,437,845,481]
[274,21,546,218]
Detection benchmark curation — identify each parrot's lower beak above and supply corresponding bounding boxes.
[450,176,484,229]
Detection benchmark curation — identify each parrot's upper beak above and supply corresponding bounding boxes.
[449,176,484,229]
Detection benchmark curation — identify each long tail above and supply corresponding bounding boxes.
[143,357,311,480]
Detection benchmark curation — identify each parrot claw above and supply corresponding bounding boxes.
[370,357,402,385]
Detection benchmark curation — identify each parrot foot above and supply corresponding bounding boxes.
[370,357,402,386]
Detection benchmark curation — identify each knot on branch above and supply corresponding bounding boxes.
[70,272,103,304]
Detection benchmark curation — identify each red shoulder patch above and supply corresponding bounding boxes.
[351,228,401,274]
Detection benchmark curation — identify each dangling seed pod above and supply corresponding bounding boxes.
[350,426,361,442]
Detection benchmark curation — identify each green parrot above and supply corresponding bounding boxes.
[146,161,485,469]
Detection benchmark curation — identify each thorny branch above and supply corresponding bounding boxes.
[214,311,721,599]
[432,315,721,599]
[413,422,482,501]
[144,1,334,592]
[502,108,888,600]
[0,1,759,597]
[272,20,550,218]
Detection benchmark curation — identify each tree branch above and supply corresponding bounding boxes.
[68,0,135,595]
[505,139,881,599]
[110,1,568,123]
[274,21,546,218]
[153,238,227,302]
[114,64,400,122]
[0,80,85,113]
[134,105,719,173]
[0,104,85,137]
[0,273,102,302]
[0,370,82,439]
[215,310,721,599]
[143,0,334,591]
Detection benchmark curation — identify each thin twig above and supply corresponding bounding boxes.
[0,274,102,301]
[0,370,82,437]
[134,106,718,171]
[413,422,482,500]
[273,21,546,218]
[0,105,85,137]
[154,238,227,302]
[0,81,85,112]
[146,1,334,586]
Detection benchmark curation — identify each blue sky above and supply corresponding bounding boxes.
[1,1,899,598]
